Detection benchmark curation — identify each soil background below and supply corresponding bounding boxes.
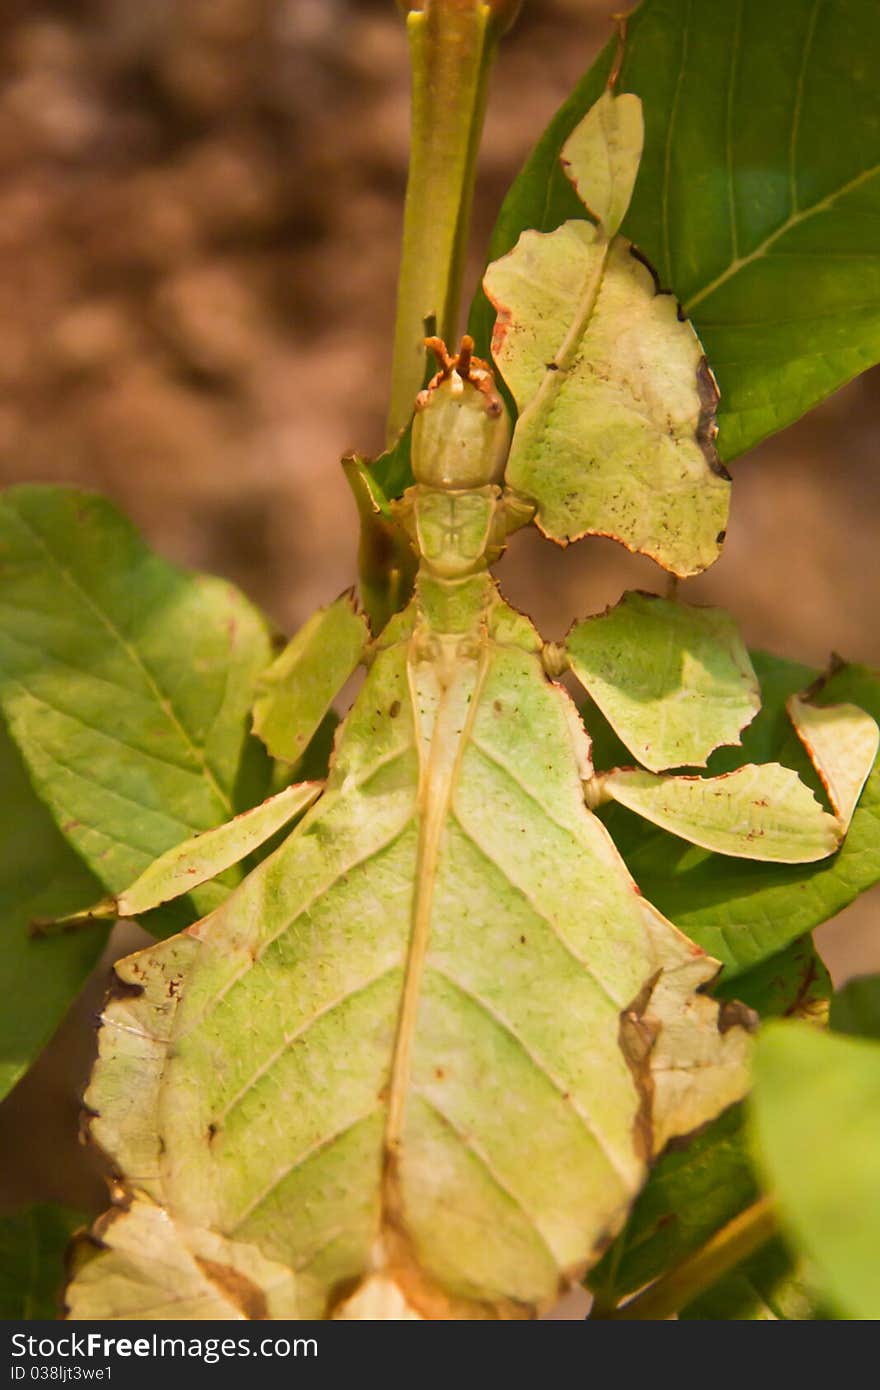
[1,0,878,1247]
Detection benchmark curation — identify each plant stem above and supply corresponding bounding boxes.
[386,2,514,445]
[593,1196,778,1320]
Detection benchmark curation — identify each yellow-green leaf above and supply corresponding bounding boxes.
[568,592,759,772]
[560,90,643,239]
[252,592,369,765]
[603,763,842,862]
[788,692,878,830]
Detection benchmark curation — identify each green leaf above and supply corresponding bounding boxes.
[0,486,274,931]
[715,934,831,1026]
[71,586,751,1320]
[588,1103,756,1306]
[0,716,105,1100]
[252,593,368,765]
[343,450,417,631]
[829,974,880,1041]
[603,763,841,863]
[473,0,880,461]
[679,1238,826,1320]
[484,164,729,576]
[0,1204,84,1319]
[605,658,880,978]
[371,423,415,504]
[752,1022,880,1319]
[568,592,759,772]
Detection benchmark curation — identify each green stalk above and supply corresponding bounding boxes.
[386,1,519,445]
[593,1196,778,1320]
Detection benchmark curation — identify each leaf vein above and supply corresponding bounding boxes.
[431,964,632,1185]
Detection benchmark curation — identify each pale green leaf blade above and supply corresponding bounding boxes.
[0,716,105,1100]
[108,781,321,919]
[471,0,880,462]
[568,592,759,772]
[560,90,643,239]
[788,692,879,829]
[485,225,728,576]
[829,974,880,1041]
[0,486,274,927]
[751,1022,880,1320]
[679,1239,826,1320]
[0,1204,84,1320]
[252,592,368,764]
[607,659,880,977]
[604,764,841,862]
[73,592,751,1320]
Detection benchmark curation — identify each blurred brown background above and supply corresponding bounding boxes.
[1,0,878,1223]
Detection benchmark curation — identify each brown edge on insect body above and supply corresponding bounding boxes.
[194,1257,270,1320]
[618,974,659,1165]
[619,956,758,1166]
[626,243,728,483]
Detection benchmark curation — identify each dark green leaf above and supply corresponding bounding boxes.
[588,1104,756,1305]
[473,0,880,461]
[679,1237,827,1320]
[0,718,105,1099]
[0,1205,84,1320]
[830,974,880,1041]
[715,934,831,1024]
[372,421,414,502]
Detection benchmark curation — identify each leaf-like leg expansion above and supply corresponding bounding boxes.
[343,457,418,634]
[600,764,842,863]
[787,692,878,832]
[33,781,322,932]
[560,89,643,240]
[484,100,729,579]
[252,591,370,764]
[66,1197,301,1321]
[566,593,760,772]
[633,900,754,1156]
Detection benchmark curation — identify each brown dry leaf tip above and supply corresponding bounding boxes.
[420,334,503,413]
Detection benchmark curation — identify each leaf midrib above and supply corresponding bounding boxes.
[682,161,880,314]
